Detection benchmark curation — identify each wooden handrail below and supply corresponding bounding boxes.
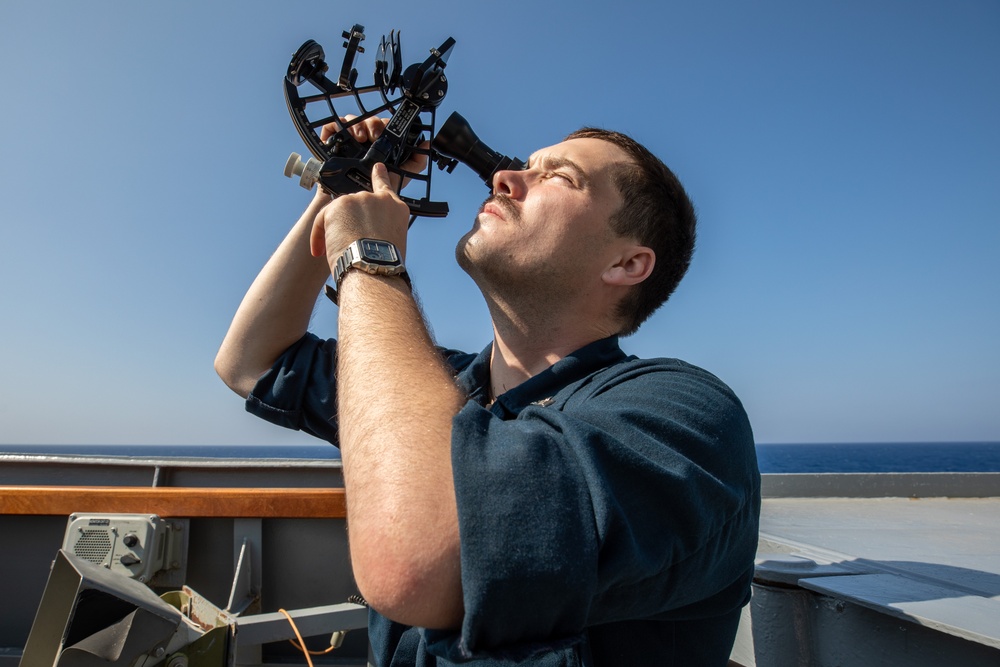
[0,486,346,518]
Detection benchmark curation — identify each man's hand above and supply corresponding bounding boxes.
[309,161,412,269]
[320,115,429,190]
[311,114,430,270]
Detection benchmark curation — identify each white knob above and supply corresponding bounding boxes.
[284,152,303,177]
[284,152,322,190]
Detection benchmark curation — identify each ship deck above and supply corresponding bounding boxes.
[731,472,1000,666]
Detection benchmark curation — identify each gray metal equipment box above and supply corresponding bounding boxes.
[62,513,188,587]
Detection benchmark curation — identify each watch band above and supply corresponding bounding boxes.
[325,238,411,305]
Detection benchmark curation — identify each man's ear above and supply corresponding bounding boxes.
[603,245,655,287]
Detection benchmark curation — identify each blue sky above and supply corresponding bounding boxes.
[1,1,997,446]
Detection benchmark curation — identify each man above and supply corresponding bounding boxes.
[216,116,760,666]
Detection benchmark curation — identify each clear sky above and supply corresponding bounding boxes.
[1,1,997,446]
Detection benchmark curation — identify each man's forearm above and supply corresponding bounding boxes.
[215,194,333,397]
[336,271,466,630]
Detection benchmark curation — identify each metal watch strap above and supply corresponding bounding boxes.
[325,240,410,305]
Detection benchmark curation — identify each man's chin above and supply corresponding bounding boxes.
[454,234,476,276]
[455,238,505,287]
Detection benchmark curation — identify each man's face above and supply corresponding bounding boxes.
[456,137,630,298]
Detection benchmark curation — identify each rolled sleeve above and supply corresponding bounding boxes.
[246,333,340,444]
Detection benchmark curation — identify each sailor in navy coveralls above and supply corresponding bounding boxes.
[217,118,760,666]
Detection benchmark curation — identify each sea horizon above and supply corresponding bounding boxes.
[2,441,999,474]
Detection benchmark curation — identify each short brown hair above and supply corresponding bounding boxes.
[566,128,697,335]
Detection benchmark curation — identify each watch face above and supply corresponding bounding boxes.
[360,239,399,264]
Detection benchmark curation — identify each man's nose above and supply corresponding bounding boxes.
[492,168,526,199]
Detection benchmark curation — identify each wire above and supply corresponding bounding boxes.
[278,608,338,667]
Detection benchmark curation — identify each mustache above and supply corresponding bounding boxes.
[480,193,521,222]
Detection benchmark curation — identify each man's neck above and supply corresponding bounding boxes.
[476,278,620,400]
[487,318,615,401]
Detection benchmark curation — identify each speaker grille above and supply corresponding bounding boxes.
[73,529,113,564]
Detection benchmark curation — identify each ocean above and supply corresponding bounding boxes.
[754,441,1000,473]
[2,442,999,473]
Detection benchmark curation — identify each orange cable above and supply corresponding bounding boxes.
[278,608,339,665]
